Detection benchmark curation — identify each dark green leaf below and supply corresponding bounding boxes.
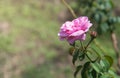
[72,49,79,65]
[88,68,97,78]
[79,53,85,61]
[81,62,90,78]
[74,65,82,78]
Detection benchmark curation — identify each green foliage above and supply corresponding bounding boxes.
[68,1,120,77]
[69,38,115,78]
[81,62,91,78]
[72,48,79,65]
[72,0,120,34]
[0,0,120,78]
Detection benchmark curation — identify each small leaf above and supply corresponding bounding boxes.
[91,69,97,78]
[74,65,82,78]
[72,49,79,65]
[79,53,85,61]
[81,62,90,78]
[104,55,113,67]
[91,62,102,73]
[88,68,97,78]
[69,47,75,56]
[94,13,101,22]
[117,17,120,23]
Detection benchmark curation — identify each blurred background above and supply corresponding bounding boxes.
[0,0,120,78]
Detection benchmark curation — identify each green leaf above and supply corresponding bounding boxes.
[91,62,102,73]
[100,73,114,78]
[94,13,101,22]
[72,49,79,65]
[91,69,97,78]
[78,53,85,61]
[89,47,101,58]
[104,55,113,67]
[108,17,117,24]
[88,68,97,78]
[100,75,109,78]
[104,1,113,11]
[100,59,110,72]
[100,55,113,72]
[109,0,114,8]
[117,17,120,23]
[81,62,90,78]
[100,23,109,32]
[74,65,82,78]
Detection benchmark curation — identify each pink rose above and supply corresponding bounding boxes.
[58,16,92,44]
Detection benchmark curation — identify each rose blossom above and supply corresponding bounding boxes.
[58,16,92,44]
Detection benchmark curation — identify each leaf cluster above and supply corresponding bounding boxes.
[72,0,120,34]
[69,41,114,78]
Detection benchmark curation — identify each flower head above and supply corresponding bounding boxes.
[58,16,92,44]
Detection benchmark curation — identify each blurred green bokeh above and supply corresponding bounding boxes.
[0,0,119,78]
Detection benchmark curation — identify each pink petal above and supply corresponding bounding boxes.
[78,34,86,41]
[70,30,84,36]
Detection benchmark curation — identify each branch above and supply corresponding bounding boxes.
[61,0,77,18]
[111,32,120,69]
